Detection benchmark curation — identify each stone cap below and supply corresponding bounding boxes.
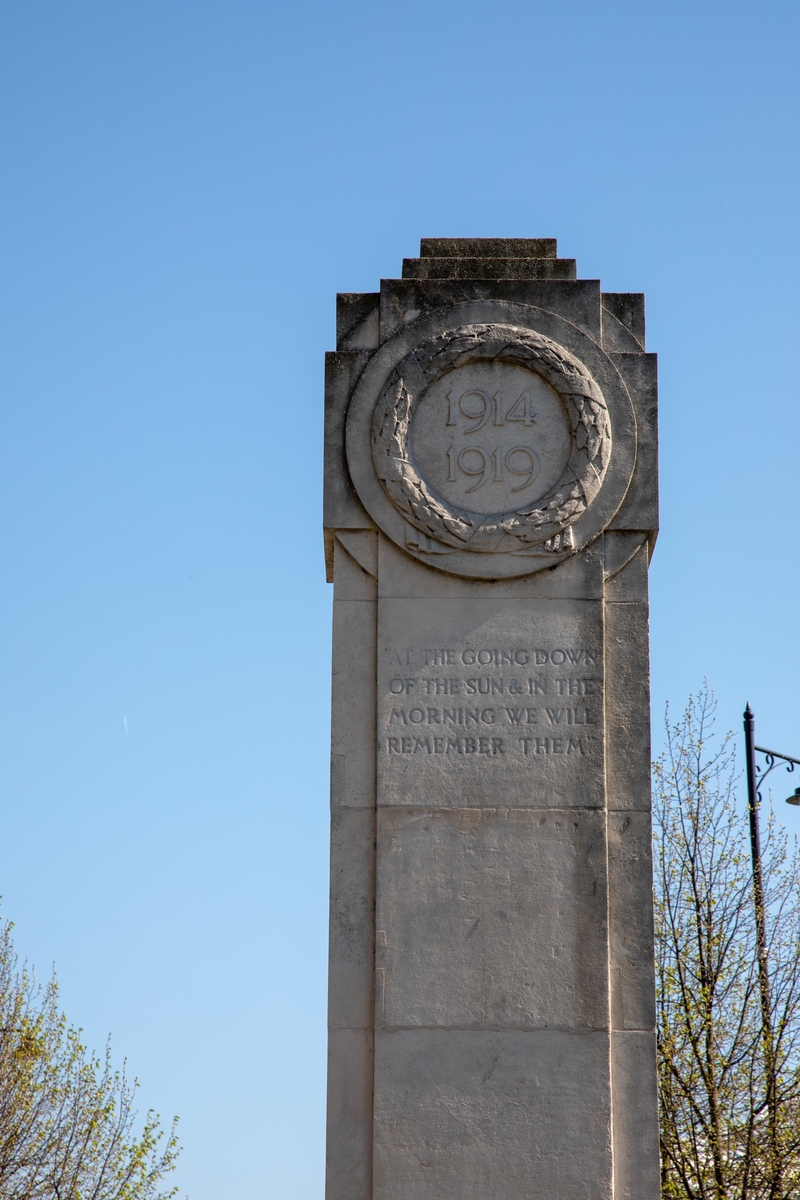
[420,238,558,258]
[405,238,576,281]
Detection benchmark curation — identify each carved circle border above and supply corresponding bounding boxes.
[370,323,612,553]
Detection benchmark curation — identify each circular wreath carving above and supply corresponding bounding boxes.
[370,323,613,553]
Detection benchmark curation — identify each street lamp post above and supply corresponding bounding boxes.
[742,703,800,1200]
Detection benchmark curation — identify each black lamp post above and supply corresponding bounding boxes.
[742,705,800,972]
[742,703,800,1199]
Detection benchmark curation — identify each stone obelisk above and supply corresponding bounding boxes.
[324,239,660,1200]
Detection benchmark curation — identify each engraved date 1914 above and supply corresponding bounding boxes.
[445,387,539,494]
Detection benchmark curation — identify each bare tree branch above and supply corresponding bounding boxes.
[655,687,800,1200]
[0,918,182,1200]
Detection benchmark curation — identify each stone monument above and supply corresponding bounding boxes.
[324,239,660,1200]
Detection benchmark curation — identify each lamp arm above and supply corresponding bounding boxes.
[755,746,799,804]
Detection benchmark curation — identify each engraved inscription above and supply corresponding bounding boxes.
[369,324,613,557]
[387,736,506,756]
[518,736,589,756]
[376,603,606,808]
[409,363,571,515]
[381,643,601,764]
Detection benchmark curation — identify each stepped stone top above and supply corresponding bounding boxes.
[404,237,575,281]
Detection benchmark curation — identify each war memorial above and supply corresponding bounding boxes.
[323,239,660,1199]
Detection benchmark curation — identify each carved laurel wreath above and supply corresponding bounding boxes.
[371,324,613,553]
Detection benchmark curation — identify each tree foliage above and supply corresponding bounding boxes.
[0,917,181,1200]
[654,687,800,1200]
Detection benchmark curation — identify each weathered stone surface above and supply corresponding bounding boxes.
[376,533,605,601]
[402,256,578,280]
[324,239,659,1200]
[328,805,375,1029]
[601,293,646,353]
[420,237,558,259]
[373,1029,613,1200]
[607,352,659,538]
[377,277,603,345]
[607,809,657,1031]
[330,541,376,809]
[334,534,377,600]
[602,292,645,347]
[604,598,652,811]
[337,292,380,348]
[604,531,649,592]
[376,806,609,1029]
[325,1027,373,1200]
[610,1031,661,1200]
[324,351,374,574]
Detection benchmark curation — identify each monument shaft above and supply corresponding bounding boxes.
[324,240,660,1200]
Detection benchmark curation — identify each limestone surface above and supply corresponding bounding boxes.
[325,239,660,1200]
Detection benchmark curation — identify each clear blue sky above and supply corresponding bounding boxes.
[1,1,798,1196]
